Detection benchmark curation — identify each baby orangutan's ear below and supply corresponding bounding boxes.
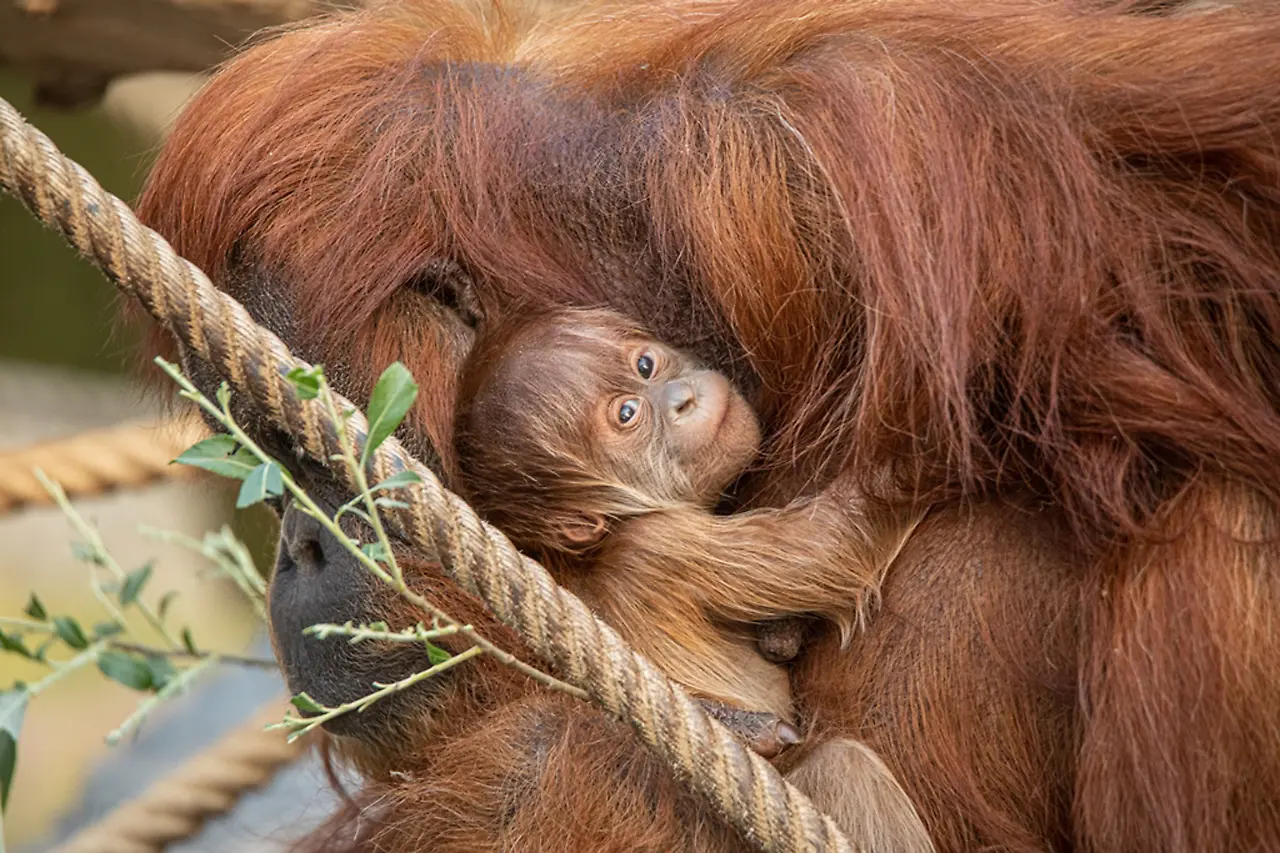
[556,512,609,548]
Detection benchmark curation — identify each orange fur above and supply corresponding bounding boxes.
[135,1,1280,851]
[576,500,907,714]
[451,309,912,713]
[448,309,934,850]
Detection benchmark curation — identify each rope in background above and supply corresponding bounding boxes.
[0,96,852,852]
[0,420,206,514]
[1,418,304,852]
[49,699,311,853]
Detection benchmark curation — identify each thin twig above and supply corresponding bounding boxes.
[159,360,588,704]
[0,618,273,670]
[107,655,220,745]
[304,620,466,644]
[0,617,50,633]
[108,643,276,670]
[35,470,181,649]
[319,381,591,701]
[26,641,108,696]
[319,386,407,590]
[139,524,267,620]
[272,645,486,741]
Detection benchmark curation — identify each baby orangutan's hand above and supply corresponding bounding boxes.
[696,698,802,759]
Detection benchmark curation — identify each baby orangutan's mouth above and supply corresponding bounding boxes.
[693,372,733,439]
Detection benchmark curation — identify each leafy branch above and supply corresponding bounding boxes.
[37,471,181,650]
[0,356,584,829]
[0,472,275,825]
[139,525,267,621]
[157,358,585,743]
[304,619,466,645]
[287,645,485,732]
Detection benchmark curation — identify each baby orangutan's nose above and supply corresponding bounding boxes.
[662,379,698,420]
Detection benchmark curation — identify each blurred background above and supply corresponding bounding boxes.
[0,2,342,849]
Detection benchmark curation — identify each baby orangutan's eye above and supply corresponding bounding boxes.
[635,352,656,380]
[616,398,642,427]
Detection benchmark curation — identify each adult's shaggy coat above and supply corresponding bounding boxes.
[137,1,1280,850]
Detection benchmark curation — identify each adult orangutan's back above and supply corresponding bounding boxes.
[135,1,1280,850]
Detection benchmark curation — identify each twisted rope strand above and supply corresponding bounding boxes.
[0,420,206,514]
[0,95,852,853]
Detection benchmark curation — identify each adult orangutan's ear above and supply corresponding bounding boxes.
[557,512,609,548]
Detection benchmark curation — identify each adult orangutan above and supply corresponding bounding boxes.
[135,1,1280,851]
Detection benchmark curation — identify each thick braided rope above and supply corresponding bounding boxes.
[0,420,207,514]
[0,97,853,852]
[49,699,310,853]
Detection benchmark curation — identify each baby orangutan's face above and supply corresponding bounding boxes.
[575,326,762,507]
[470,310,763,518]
[457,310,764,549]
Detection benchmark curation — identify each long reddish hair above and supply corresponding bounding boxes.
[139,0,1280,551]
[133,3,1280,852]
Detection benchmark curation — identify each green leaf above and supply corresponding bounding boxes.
[181,628,198,656]
[360,541,389,564]
[0,688,29,811]
[119,563,153,607]
[52,617,89,650]
[333,505,371,525]
[364,362,418,459]
[370,470,423,493]
[0,632,32,660]
[290,692,326,714]
[215,382,233,410]
[93,622,124,639]
[22,595,46,622]
[286,366,324,401]
[236,462,284,509]
[426,643,451,666]
[185,434,236,455]
[174,436,261,481]
[97,651,153,691]
[146,657,178,692]
[157,592,178,622]
[373,497,410,510]
[70,541,105,566]
[31,638,53,663]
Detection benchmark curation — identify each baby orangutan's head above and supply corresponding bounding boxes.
[454,308,761,553]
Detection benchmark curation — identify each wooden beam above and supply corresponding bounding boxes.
[0,0,328,107]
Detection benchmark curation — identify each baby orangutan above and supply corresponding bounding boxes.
[453,308,934,852]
